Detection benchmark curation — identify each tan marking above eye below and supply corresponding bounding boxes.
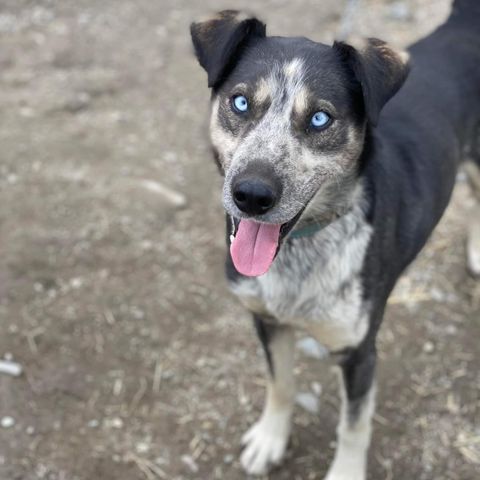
[293,87,310,115]
[231,83,248,94]
[254,77,271,104]
[293,93,338,120]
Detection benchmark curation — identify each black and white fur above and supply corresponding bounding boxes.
[190,2,480,478]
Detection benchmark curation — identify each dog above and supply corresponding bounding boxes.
[190,1,480,478]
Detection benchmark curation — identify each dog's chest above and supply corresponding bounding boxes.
[229,211,373,351]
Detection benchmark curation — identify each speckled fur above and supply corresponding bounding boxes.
[215,58,364,225]
[230,183,372,351]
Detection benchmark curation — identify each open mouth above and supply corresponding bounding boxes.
[229,210,303,277]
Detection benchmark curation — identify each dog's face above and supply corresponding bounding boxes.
[211,40,366,225]
[191,11,409,276]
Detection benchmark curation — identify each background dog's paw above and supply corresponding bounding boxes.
[240,416,290,476]
[467,218,480,277]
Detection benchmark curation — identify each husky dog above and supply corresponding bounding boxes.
[190,1,480,477]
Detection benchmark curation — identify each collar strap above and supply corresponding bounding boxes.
[289,221,328,239]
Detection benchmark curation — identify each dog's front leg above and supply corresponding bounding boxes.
[325,345,376,480]
[241,315,295,476]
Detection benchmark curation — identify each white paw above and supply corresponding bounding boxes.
[325,466,365,480]
[325,474,364,480]
[324,457,366,480]
[240,412,291,476]
[325,472,365,480]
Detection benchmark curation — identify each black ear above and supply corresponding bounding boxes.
[333,38,410,126]
[190,10,266,89]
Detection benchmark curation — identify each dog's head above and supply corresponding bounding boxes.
[191,10,409,277]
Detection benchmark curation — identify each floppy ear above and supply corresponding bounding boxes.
[190,10,266,89]
[333,38,410,126]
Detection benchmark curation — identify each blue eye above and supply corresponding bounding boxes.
[310,111,331,129]
[232,95,248,113]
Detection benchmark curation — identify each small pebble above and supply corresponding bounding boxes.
[87,419,99,428]
[19,107,35,118]
[131,306,145,320]
[296,392,320,414]
[135,442,150,454]
[311,381,322,397]
[70,277,84,289]
[297,337,329,360]
[7,173,18,184]
[1,416,15,428]
[430,287,445,302]
[445,325,457,335]
[181,454,199,473]
[105,417,123,429]
[111,417,123,429]
[423,341,435,353]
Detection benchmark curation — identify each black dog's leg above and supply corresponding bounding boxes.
[465,157,480,277]
[241,315,296,475]
[326,344,377,480]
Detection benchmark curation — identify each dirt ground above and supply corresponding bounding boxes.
[0,0,479,479]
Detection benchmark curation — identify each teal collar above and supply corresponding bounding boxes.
[289,221,328,239]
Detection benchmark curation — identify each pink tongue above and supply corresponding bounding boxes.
[230,220,281,277]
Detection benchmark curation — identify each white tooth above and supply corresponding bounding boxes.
[230,216,236,244]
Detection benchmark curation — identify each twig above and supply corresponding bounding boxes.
[129,377,148,414]
[125,453,167,479]
[0,360,22,377]
[24,327,45,355]
[152,359,163,394]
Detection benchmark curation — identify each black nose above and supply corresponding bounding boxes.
[232,179,278,215]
